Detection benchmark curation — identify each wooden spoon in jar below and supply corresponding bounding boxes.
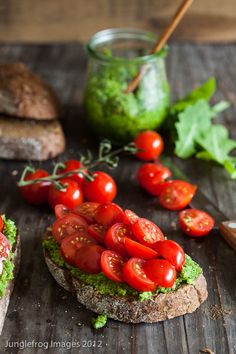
[125,0,194,94]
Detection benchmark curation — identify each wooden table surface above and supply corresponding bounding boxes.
[0,43,235,354]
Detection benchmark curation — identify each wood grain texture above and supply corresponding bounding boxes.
[0,43,235,353]
[0,0,236,43]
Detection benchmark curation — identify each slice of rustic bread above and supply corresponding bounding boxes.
[44,235,208,324]
[0,63,60,120]
[0,116,66,160]
[0,232,21,335]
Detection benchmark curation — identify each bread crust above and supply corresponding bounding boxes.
[43,237,208,323]
[0,232,21,334]
[0,63,60,120]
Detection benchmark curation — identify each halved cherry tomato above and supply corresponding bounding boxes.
[105,223,132,256]
[137,163,171,196]
[83,171,117,203]
[57,159,87,185]
[124,237,158,260]
[143,259,176,288]
[0,216,4,233]
[88,224,108,244]
[134,131,164,161]
[52,214,88,244]
[123,258,157,292]
[55,204,71,219]
[101,250,126,282]
[95,203,124,227]
[60,231,96,266]
[20,169,51,205]
[73,202,100,224]
[48,178,83,210]
[123,209,139,225]
[132,218,164,248]
[179,209,215,237]
[0,232,10,260]
[74,244,105,273]
[155,240,185,271]
[159,180,197,211]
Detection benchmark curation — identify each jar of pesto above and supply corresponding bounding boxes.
[84,28,170,143]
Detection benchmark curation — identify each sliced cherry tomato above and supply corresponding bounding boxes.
[179,209,215,237]
[0,232,10,260]
[155,240,185,271]
[60,231,96,266]
[137,163,171,196]
[73,202,100,224]
[105,223,132,256]
[159,180,197,211]
[0,216,4,233]
[134,130,164,161]
[101,250,126,282]
[57,159,87,185]
[54,204,72,219]
[124,237,158,260]
[82,171,117,203]
[88,224,108,244]
[48,178,83,210]
[123,258,157,292]
[95,203,124,227]
[132,218,164,248]
[143,259,176,288]
[20,169,51,205]
[123,209,139,225]
[74,244,105,274]
[0,260,3,276]
[52,214,88,244]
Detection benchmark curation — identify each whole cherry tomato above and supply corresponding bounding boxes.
[155,240,185,271]
[48,178,83,210]
[20,169,51,205]
[179,209,215,237]
[58,159,87,186]
[82,171,117,203]
[143,259,176,288]
[74,244,105,274]
[134,130,164,161]
[137,163,171,196]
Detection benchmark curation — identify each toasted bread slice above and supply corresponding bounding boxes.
[43,233,208,324]
[0,63,60,120]
[0,231,21,334]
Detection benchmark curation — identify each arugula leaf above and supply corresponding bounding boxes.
[170,77,216,115]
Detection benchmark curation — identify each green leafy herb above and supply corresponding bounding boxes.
[91,314,108,329]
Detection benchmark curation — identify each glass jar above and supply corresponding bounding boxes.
[84,28,170,144]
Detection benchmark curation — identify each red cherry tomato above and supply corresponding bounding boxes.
[101,250,126,282]
[143,259,176,288]
[105,223,132,256]
[74,244,105,274]
[123,258,157,292]
[0,232,10,260]
[73,202,100,224]
[124,237,158,260]
[137,163,171,196]
[88,224,108,244]
[134,130,164,161]
[159,180,197,211]
[0,216,4,233]
[123,209,139,225]
[83,171,117,203]
[48,178,83,210]
[52,214,88,244]
[58,159,87,185]
[95,203,124,227]
[179,209,215,237]
[20,169,51,205]
[54,204,72,219]
[132,218,164,248]
[155,240,185,271]
[60,231,96,266]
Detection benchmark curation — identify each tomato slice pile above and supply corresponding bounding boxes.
[51,202,188,292]
[179,209,215,237]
